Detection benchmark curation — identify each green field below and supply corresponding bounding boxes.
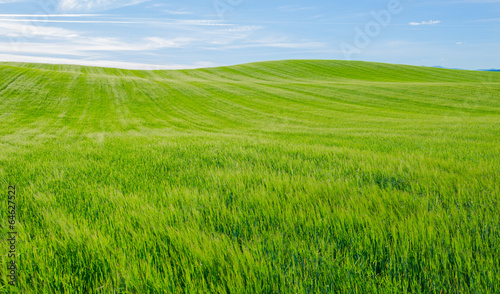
[0,60,499,293]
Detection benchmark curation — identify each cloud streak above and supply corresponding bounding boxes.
[58,0,150,13]
[0,36,196,56]
[409,20,441,26]
[0,18,134,24]
[0,53,216,69]
[0,20,79,38]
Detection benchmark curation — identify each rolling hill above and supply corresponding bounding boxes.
[0,60,499,293]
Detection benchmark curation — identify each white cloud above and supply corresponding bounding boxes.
[0,53,217,69]
[0,18,134,24]
[214,42,324,50]
[0,36,196,57]
[456,41,463,45]
[0,14,100,17]
[163,10,193,15]
[58,0,150,13]
[279,6,316,13]
[409,20,441,26]
[144,37,195,48]
[0,20,79,38]
[221,26,263,33]
[175,19,233,26]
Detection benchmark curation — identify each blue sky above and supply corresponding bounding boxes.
[0,0,499,69]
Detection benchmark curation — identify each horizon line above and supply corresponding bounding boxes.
[1,58,496,72]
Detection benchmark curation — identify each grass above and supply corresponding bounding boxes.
[0,60,499,293]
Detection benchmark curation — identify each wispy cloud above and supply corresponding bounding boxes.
[0,18,134,24]
[144,37,195,48]
[213,42,324,50]
[474,18,500,22]
[0,14,100,17]
[220,26,263,33]
[0,20,79,38]
[279,6,317,13]
[58,0,150,13]
[409,20,441,26]
[0,14,236,26]
[0,36,197,56]
[0,53,216,69]
[163,10,193,15]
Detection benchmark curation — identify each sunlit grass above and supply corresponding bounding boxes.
[0,60,499,293]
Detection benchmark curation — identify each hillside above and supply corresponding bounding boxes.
[1,60,499,133]
[0,60,499,293]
